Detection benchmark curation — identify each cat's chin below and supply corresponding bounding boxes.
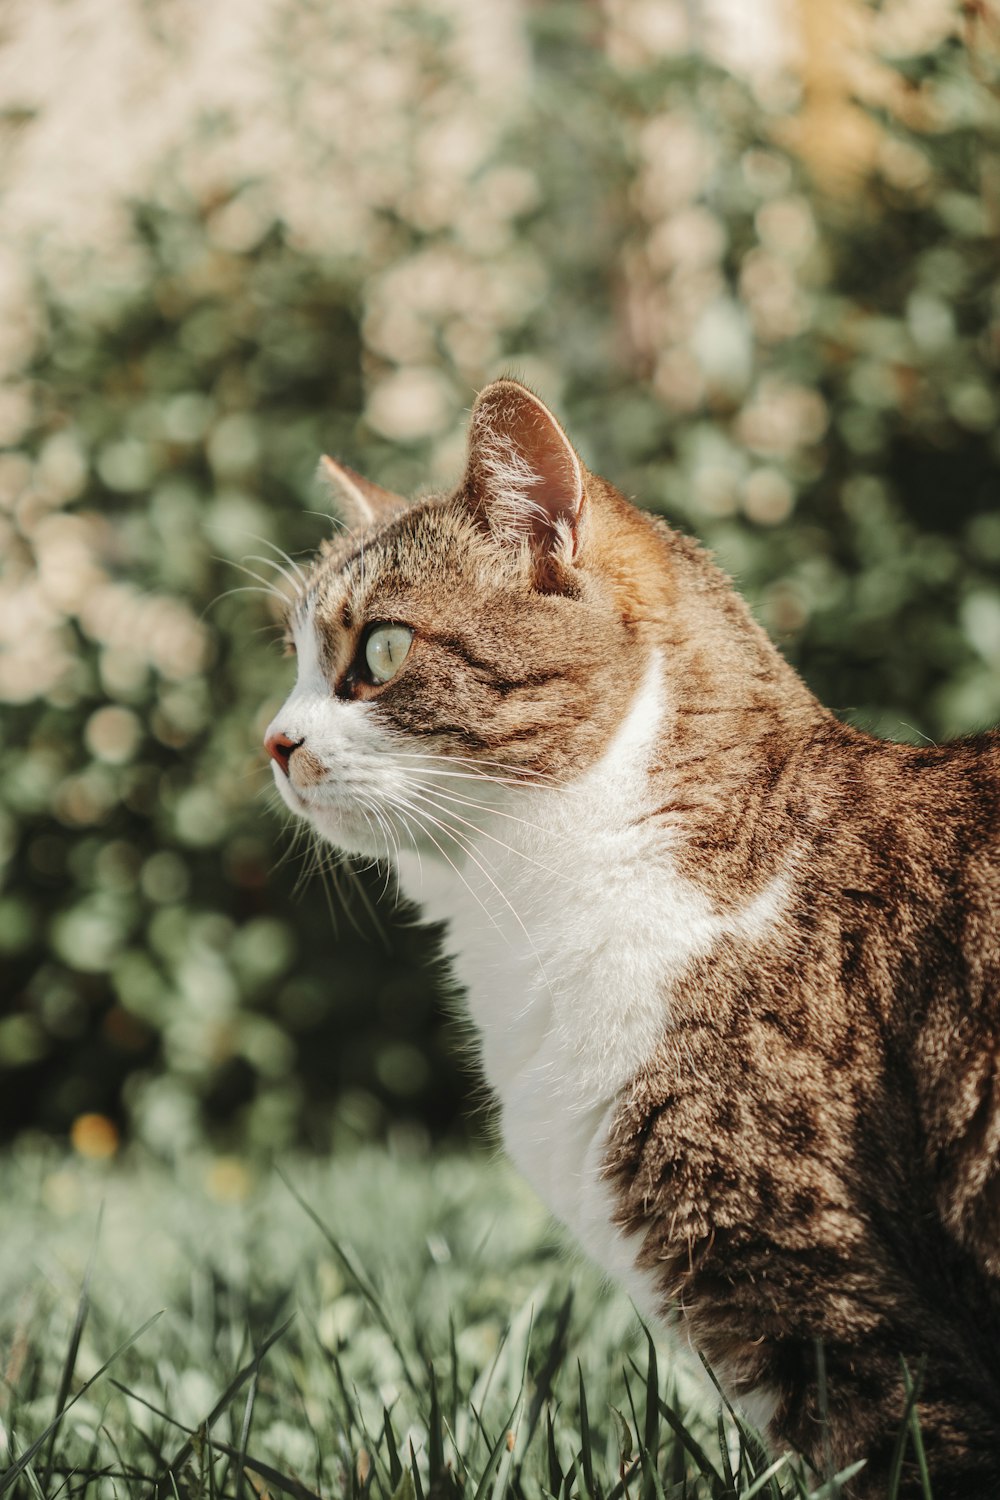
[272,772,391,860]
[309,806,391,860]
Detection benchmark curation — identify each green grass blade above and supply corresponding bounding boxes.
[157,1313,294,1495]
[545,1408,563,1497]
[651,1389,724,1488]
[41,1204,103,1494]
[109,1395,323,1500]
[427,1364,446,1491]
[739,1454,791,1498]
[489,1395,524,1500]
[717,1408,735,1491]
[409,1442,425,1500]
[234,1367,259,1500]
[473,1380,524,1500]
[383,1407,404,1489]
[621,1370,654,1500]
[277,1167,421,1395]
[621,1370,642,1446]
[610,1406,633,1468]
[901,1364,933,1500]
[208,1437,324,1500]
[109,1381,189,1434]
[824,1459,867,1493]
[521,1291,573,1459]
[627,1356,724,1489]
[693,1352,777,1494]
[0,1311,163,1499]
[886,1358,926,1500]
[641,1324,660,1486]
[604,1456,642,1500]
[325,1349,358,1442]
[390,1473,416,1500]
[13,1450,44,1500]
[449,1315,460,1443]
[99,1417,150,1494]
[576,1362,597,1500]
[470,1397,522,1500]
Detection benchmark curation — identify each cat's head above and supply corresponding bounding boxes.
[263,380,658,858]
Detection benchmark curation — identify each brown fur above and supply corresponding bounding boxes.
[286,382,1000,1495]
[608,720,1000,1495]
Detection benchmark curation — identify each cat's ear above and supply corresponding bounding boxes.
[318,456,408,533]
[463,381,585,558]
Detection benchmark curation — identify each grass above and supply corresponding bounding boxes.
[0,1143,892,1499]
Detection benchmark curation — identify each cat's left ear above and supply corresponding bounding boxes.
[318,456,408,533]
[463,380,585,560]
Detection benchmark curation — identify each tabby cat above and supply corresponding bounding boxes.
[264,379,1000,1496]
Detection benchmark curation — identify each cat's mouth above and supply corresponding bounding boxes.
[270,761,333,824]
[271,767,312,812]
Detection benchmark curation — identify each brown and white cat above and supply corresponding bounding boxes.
[264,379,1000,1497]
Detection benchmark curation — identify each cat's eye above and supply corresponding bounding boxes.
[364,624,413,684]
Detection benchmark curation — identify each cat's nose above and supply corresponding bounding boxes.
[265,731,304,777]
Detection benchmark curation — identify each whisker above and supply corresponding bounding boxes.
[399,795,558,1003]
[403,785,575,884]
[342,853,390,946]
[390,765,546,791]
[200,582,281,620]
[393,750,574,794]
[391,802,425,890]
[292,827,327,897]
[301,507,351,534]
[359,792,402,898]
[384,796,507,941]
[309,835,342,937]
[244,553,304,599]
[384,793,554,996]
[242,532,310,588]
[400,778,563,841]
[222,558,288,598]
[393,750,557,782]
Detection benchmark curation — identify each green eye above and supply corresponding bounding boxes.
[364,624,413,684]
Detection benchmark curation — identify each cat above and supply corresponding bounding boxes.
[264,378,1000,1497]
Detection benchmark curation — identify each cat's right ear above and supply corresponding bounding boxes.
[318,456,408,534]
[463,380,585,562]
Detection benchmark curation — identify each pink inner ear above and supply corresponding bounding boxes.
[521,407,583,534]
[469,382,585,552]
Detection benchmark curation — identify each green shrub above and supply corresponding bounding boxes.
[1,2,998,1149]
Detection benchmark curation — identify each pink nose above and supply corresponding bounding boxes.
[265,731,303,777]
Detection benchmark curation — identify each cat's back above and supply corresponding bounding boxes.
[811,722,1000,928]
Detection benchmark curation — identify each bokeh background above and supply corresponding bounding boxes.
[2,0,999,1160]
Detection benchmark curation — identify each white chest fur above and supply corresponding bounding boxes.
[394,655,786,1309]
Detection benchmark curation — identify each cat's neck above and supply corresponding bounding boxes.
[588,490,827,901]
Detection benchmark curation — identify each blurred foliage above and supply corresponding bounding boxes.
[1,0,999,1151]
